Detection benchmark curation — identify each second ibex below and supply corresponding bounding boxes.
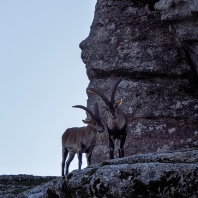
[61,103,105,176]
[88,78,128,159]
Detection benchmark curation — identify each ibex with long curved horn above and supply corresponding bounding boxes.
[88,78,128,159]
[61,103,105,176]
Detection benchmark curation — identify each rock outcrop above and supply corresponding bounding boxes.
[80,0,198,163]
[155,0,198,75]
[62,149,198,198]
[14,149,198,198]
[0,175,57,198]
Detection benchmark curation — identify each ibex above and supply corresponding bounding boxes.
[88,78,128,159]
[61,103,105,177]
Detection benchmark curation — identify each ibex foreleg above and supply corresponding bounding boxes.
[109,136,115,159]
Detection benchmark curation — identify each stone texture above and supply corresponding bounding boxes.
[17,150,198,198]
[79,0,198,164]
[0,175,57,198]
[154,0,198,77]
[17,178,62,198]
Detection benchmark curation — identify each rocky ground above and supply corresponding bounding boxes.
[1,149,197,198]
[60,149,198,198]
[0,175,57,198]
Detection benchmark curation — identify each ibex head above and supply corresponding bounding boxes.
[88,78,123,120]
[72,103,105,133]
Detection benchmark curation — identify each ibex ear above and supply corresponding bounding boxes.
[82,119,91,124]
[101,105,108,111]
[116,98,122,106]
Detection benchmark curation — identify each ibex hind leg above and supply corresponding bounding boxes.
[119,135,126,158]
[85,151,92,166]
[119,148,124,158]
[61,148,68,177]
[65,153,75,175]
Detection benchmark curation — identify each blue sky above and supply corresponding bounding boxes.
[0,0,97,176]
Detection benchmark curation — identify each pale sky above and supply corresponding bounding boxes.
[0,0,97,176]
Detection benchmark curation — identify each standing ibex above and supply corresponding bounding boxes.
[88,78,128,159]
[61,103,105,176]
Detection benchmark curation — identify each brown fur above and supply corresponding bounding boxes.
[62,126,97,155]
[61,112,104,177]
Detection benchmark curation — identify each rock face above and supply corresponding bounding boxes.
[16,150,198,198]
[62,149,198,198]
[155,0,198,75]
[80,0,198,163]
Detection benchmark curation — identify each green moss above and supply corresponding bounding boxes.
[91,178,109,197]
[0,177,56,195]
[130,171,182,197]
[99,182,109,194]
[119,171,131,180]
[92,178,101,196]
[157,171,181,195]
[81,176,91,184]
[12,187,33,195]
[0,178,54,186]
[66,172,73,180]
[84,168,97,176]
[61,181,72,198]
[101,161,111,166]
[46,189,59,198]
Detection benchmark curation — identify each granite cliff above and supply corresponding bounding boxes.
[2,0,198,197]
[82,0,198,163]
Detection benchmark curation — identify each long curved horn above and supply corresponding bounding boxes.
[72,105,96,119]
[88,88,110,106]
[110,78,123,103]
